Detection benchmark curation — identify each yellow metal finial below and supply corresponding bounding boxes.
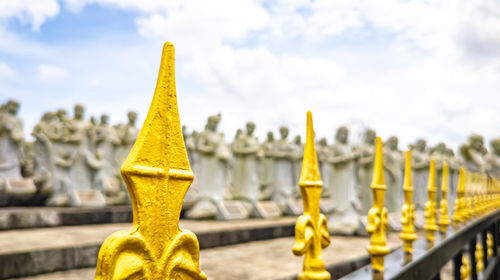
[293,111,331,280]
[424,159,438,248]
[464,171,474,220]
[453,168,466,226]
[95,42,206,280]
[400,150,416,264]
[366,137,390,280]
[487,232,494,259]
[461,254,470,280]
[476,242,484,273]
[438,162,451,233]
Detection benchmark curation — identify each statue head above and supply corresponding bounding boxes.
[469,134,485,152]
[435,142,446,153]
[42,112,56,122]
[364,128,376,145]
[318,137,327,146]
[335,126,349,144]
[387,136,398,150]
[235,129,243,138]
[101,114,109,125]
[74,104,85,120]
[279,126,289,140]
[57,109,68,121]
[445,148,455,157]
[294,135,301,145]
[266,131,274,141]
[415,138,427,152]
[206,114,221,132]
[6,99,20,115]
[246,122,255,136]
[127,111,137,125]
[90,116,98,126]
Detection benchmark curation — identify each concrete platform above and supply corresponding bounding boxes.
[0,206,133,230]
[0,217,296,278]
[14,233,402,280]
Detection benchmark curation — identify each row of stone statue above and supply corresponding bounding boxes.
[1,99,500,219]
[0,99,139,206]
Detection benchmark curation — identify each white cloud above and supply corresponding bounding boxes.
[1,0,500,149]
[0,61,15,77]
[0,0,59,30]
[37,64,68,79]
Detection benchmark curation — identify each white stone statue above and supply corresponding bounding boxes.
[184,127,200,203]
[487,138,500,179]
[0,100,24,181]
[270,126,297,214]
[230,122,260,207]
[114,111,139,171]
[461,134,488,172]
[66,104,93,191]
[32,111,59,192]
[258,131,275,200]
[383,136,403,213]
[187,114,231,219]
[326,126,361,235]
[411,139,429,211]
[46,145,79,206]
[356,129,376,215]
[292,135,303,198]
[316,138,331,198]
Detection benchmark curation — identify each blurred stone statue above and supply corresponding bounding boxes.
[292,135,303,198]
[66,104,93,191]
[327,126,361,234]
[316,138,331,198]
[461,134,487,172]
[230,122,260,212]
[383,136,403,213]
[114,111,139,203]
[46,145,79,206]
[356,128,376,214]
[31,111,59,191]
[93,114,123,204]
[258,131,275,200]
[184,127,199,203]
[411,139,429,210]
[270,126,297,215]
[487,138,500,179]
[187,114,232,219]
[0,100,24,181]
[115,111,139,170]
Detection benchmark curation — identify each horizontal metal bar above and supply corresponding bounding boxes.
[389,210,500,280]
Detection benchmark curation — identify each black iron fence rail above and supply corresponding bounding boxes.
[342,209,500,280]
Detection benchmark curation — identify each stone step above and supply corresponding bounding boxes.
[0,217,295,278]
[13,234,402,280]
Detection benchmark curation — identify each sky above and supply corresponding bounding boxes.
[1,0,500,149]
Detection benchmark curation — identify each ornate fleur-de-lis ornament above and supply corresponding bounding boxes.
[452,168,466,227]
[400,150,416,264]
[292,111,331,280]
[424,159,438,249]
[438,162,451,234]
[95,42,207,280]
[366,137,390,280]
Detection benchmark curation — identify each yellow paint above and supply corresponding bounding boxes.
[460,254,470,280]
[438,162,450,233]
[476,242,484,273]
[94,42,207,280]
[366,137,390,280]
[424,159,438,248]
[452,168,466,227]
[464,171,474,221]
[293,111,331,280]
[487,233,493,259]
[399,150,416,263]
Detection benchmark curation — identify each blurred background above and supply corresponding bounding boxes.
[1,1,500,148]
